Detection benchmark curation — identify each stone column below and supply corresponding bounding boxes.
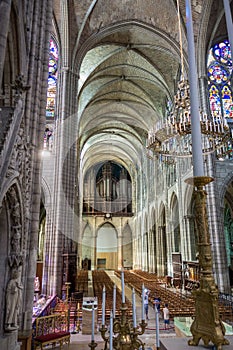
[90,168,96,213]
[197,20,229,292]
[118,218,123,268]
[199,76,209,115]
[48,0,78,296]
[184,215,193,261]
[133,231,140,269]
[157,226,163,276]
[138,234,142,270]
[23,0,53,332]
[165,221,173,278]
[118,234,123,269]
[152,226,157,274]
[148,229,154,272]
[223,0,233,54]
[91,233,97,271]
[92,217,97,270]
[205,154,230,292]
[186,0,204,177]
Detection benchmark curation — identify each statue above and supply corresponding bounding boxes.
[5,268,23,331]
[34,277,40,292]
[184,264,190,279]
[8,226,23,268]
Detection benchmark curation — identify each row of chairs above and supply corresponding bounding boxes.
[115,270,196,318]
[92,270,132,319]
[54,269,233,326]
[115,270,233,321]
[133,270,166,284]
[75,270,89,295]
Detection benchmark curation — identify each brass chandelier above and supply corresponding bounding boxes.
[147,0,231,162]
[146,78,231,161]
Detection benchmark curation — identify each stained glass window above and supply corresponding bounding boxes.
[44,38,58,150]
[46,38,58,119]
[208,40,233,120]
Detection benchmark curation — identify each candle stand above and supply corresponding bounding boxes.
[100,302,147,350]
[65,282,71,302]
[186,177,229,350]
[88,340,98,350]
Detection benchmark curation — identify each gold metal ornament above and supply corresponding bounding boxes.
[185,176,229,350]
[100,303,147,350]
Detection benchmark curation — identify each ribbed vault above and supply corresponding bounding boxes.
[77,22,183,183]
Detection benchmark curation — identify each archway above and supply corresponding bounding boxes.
[171,193,180,253]
[82,224,93,270]
[157,204,167,276]
[97,223,117,270]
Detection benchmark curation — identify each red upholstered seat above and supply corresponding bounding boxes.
[34,331,70,343]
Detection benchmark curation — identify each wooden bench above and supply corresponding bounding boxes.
[34,312,70,350]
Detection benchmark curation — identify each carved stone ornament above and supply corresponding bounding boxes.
[11,74,30,104]
[8,226,23,268]
[7,186,24,268]
[8,127,25,178]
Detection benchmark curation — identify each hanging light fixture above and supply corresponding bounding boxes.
[147,0,231,161]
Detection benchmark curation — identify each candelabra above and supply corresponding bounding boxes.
[185,176,229,349]
[147,79,231,160]
[100,303,147,350]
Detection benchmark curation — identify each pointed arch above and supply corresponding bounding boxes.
[170,192,180,253]
[96,222,118,270]
[157,202,167,276]
[82,222,93,263]
[142,213,149,270]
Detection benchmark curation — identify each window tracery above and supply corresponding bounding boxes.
[207,40,233,120]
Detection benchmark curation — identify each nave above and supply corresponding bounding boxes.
[2,2,233,349]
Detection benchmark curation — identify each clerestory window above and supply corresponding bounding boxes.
[207,40,233,120]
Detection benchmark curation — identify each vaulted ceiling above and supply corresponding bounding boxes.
[78,26,182,174]
[53,0,229,177]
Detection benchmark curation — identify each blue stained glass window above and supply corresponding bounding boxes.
[208,63,229,84]
[208,40,233,120]
[50,39,59,60]
[213,40,232,67]
[209,85,221,117]
[46,38,58,119]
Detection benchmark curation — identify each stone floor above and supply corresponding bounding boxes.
[160,336,233,350]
